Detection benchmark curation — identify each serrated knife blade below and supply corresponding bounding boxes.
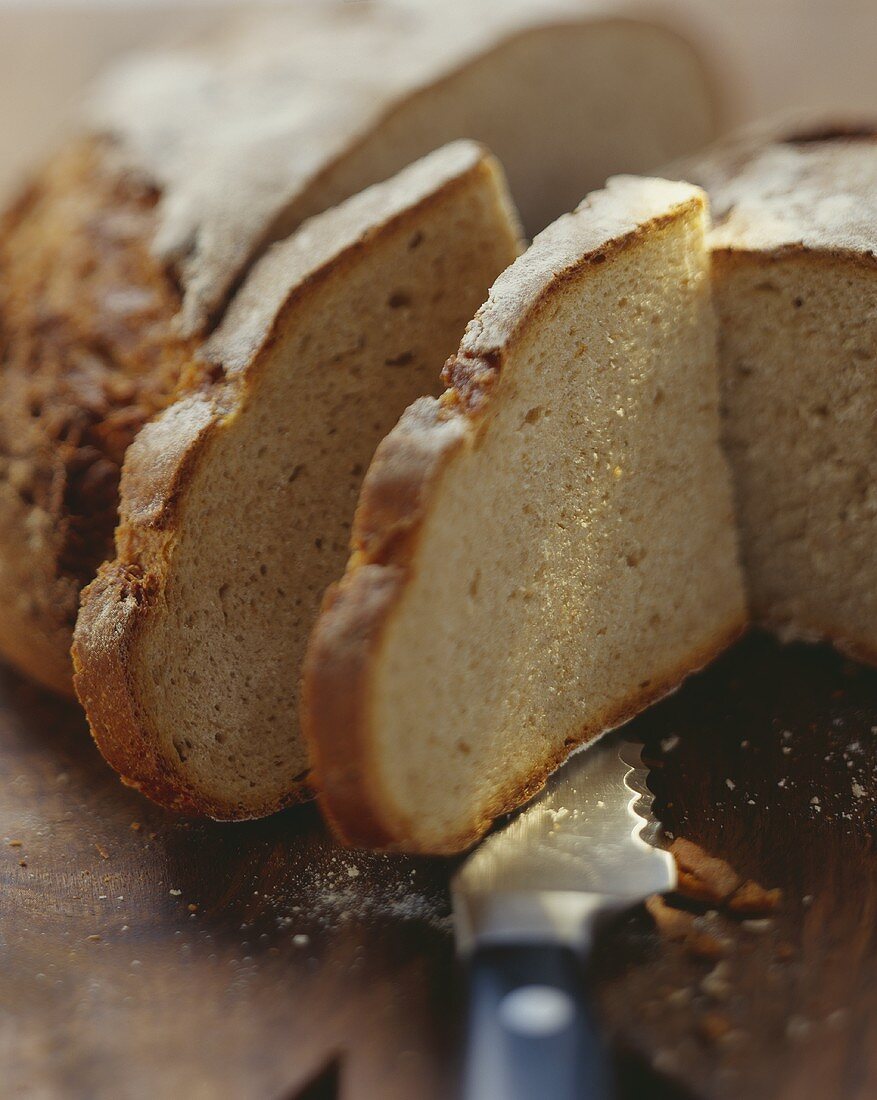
[453,736,674,1100]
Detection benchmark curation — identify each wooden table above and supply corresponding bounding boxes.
[3,632,876,1099]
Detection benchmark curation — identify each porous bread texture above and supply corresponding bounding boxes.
[0,1,717,696]
[303,177,747,854]
[0,139,194,696]
[72,142,522,818]
[91,0,718,334]
[675,128,877,661]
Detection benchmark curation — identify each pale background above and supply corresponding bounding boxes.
[0,0,876,198]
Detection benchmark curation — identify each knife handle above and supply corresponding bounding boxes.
[462,944,614,1100]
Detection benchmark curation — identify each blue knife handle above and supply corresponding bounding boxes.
[462,944,614,1100]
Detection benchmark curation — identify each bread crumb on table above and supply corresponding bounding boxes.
[671,837,742,903]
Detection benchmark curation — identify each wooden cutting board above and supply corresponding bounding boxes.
[3,632,876,1099]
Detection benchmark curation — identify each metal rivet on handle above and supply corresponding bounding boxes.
[498,985,575,1037]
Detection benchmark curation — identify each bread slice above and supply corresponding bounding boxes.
[303,176,747,854]
[0,1,718,697]
[673,125,877,663]
[71,142,522,817]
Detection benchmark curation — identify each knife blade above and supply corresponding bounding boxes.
[452,736,674,1100]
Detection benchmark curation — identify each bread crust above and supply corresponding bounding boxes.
[669,121,877,263]
[73,144,516,818]
[0,138,194,695]
[303,181,747,852]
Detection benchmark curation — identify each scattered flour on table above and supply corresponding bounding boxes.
[270,853,452,936]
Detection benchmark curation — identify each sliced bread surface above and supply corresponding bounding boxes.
[676,126,877,662]
[72,142,522,818]
[303,176,747,854]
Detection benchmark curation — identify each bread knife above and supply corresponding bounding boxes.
[452,737,674,1100]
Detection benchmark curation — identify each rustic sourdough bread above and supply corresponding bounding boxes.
[0,1,718,696]
[72,142,522,818]
[674,126,877,662]
[303,177,747,853]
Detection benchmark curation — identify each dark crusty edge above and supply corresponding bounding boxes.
[0,137,195,698]
[303,182,748,854]
[72,143,517,819]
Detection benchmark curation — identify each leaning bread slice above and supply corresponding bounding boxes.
[671,124,877,663]
[72,142,521,818]
[304,176,747,854]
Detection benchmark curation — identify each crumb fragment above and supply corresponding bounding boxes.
[647,896,729,959]
[647,894,695,941]
[86,934,101,943]
[671,838,742,904]
[130,822,142,832]
[728,881,782,916]
[786,1015,812,1042]
[7,839,22,848]
[701,960,733,999]
[826,1008,849,1030]
[699,1010,733,1042]
[95,843,110,860]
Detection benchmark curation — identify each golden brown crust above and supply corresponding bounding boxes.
[71,562,199,813]
[302,399,470,847]
[0,137,195,694]
[73,559,314,818]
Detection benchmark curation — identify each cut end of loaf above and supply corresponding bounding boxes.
[676,123,877,666]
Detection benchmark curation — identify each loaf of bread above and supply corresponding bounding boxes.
[675,125,877,663]
[303,176,747,853]
[0,1,718,695]
[72,141,522,817]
